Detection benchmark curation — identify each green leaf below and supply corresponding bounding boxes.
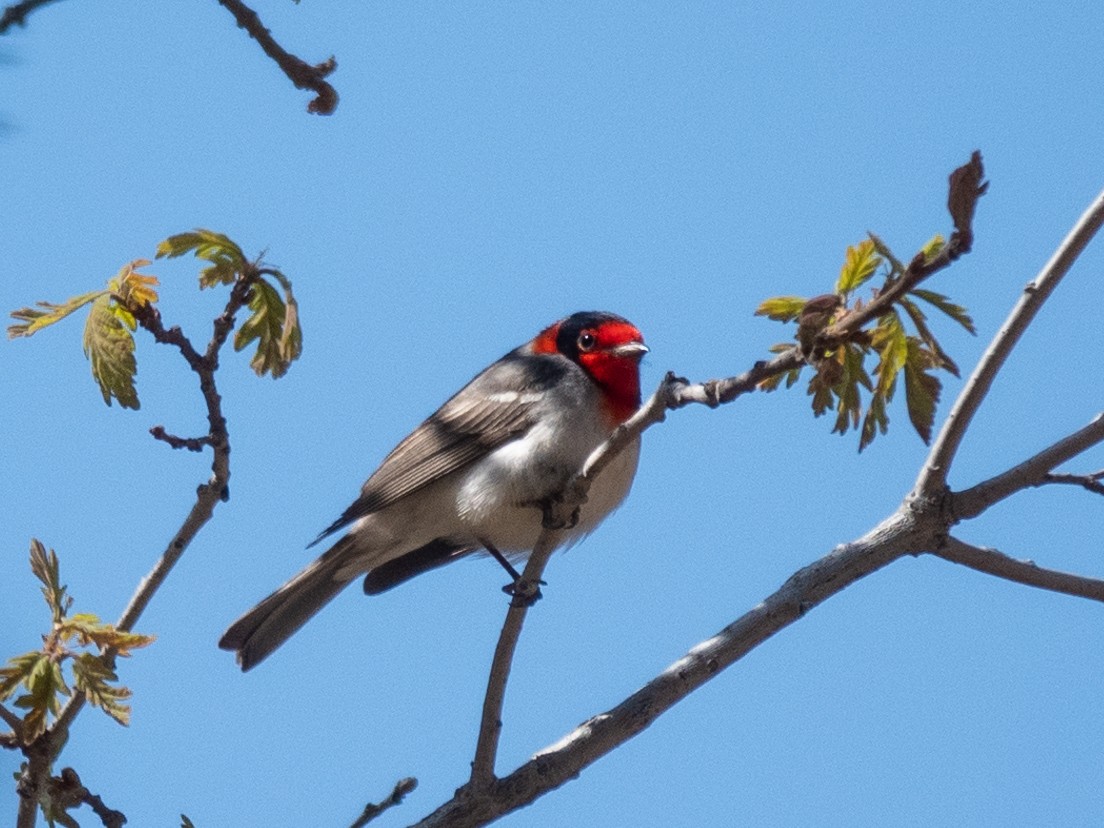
[71,653,133,726]
[15,654,66,742]
[29,539,71,624]
[234,275,302,378]
[870,312,908,400]
[754,296,808,323]
[903,339,942,444]
[909,288,976,335]
[920,233,945,262]
[108,259,160,308]
[82,295,140,409]
[8,289,109,339]
[867,232,905,278]
[58,614,155,656]
[836,239,882,295]
[898,296,960,377]
[156,229,247,289]
[859,391,889,452]
[0,652,43,702]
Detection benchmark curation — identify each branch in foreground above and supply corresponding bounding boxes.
[417,511,920,827]
[217,0,338,114]
[0,0,60,33]
[915,185,1104,498]
[930,537,1104,603]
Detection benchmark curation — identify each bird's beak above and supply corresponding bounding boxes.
[612,341,649,361]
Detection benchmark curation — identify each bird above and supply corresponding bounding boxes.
[219,311,648,670]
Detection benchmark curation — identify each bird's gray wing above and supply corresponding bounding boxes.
[311,352,568,544]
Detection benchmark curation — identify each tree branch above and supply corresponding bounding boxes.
[0,0,60,34]
[350,777,418,828]
[1042,470,1104,497]
[450,155,991,820]
[417,511,922,827]
[930,537,1104,603]
[216,0,338,115]
[469,527,563,790]
[951,413,1104,520]
[914,186,1104,499]
[46,286,246,759]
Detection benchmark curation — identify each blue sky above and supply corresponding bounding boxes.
[3,3,1104,826]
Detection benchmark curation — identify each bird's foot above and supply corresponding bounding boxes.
[503,577,544,607]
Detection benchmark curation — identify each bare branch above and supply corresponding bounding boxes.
[1042,470,1104,497]
[915,186,1104,499]
[350,777,418,828]
[149,425,213,452]
[417,511,921,827]
[952,413,1104,520]
[216,0,338,115]
[47,285,246,758]
[470,526,563,789]
[0,0,61,33]
[930,537,1104,603]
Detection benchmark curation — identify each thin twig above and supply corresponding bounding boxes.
[915,186,1104,499]
[930,537,1104,602]
[47,286,246,759]
[350,777,417,828]
[0,0,60,33]
[1042,471,1104,497]
[149,425,213,452]
[469,527,562,789]
[216,0,338,114]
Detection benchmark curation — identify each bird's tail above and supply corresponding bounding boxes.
[219,535,359,671]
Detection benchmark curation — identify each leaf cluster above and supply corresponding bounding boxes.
[158,230,302,379]
[7,229,302,408]
[756,235,974,451]
[0,541,154,743]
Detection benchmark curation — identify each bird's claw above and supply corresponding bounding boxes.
[503,578,545,607]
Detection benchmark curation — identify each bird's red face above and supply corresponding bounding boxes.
[532,312,647,424]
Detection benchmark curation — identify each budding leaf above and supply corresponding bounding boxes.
[903,340,942,444]
[14,655,66,742]
[72,653,133,726]
[836,239,882,295]
[910,288,976,335]
[29,539,71,624]
[0,652,42,702]
[58,614,156,657]
[110,259,160,308]
[156,229,247,289]
[920,234,945,262]
[235,274,302,378]
[83,295,140,409]
[899,296,959,377]
[8,289,108,339]
[755,296,808,323]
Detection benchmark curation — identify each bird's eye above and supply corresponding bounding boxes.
[577,331,597,352]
